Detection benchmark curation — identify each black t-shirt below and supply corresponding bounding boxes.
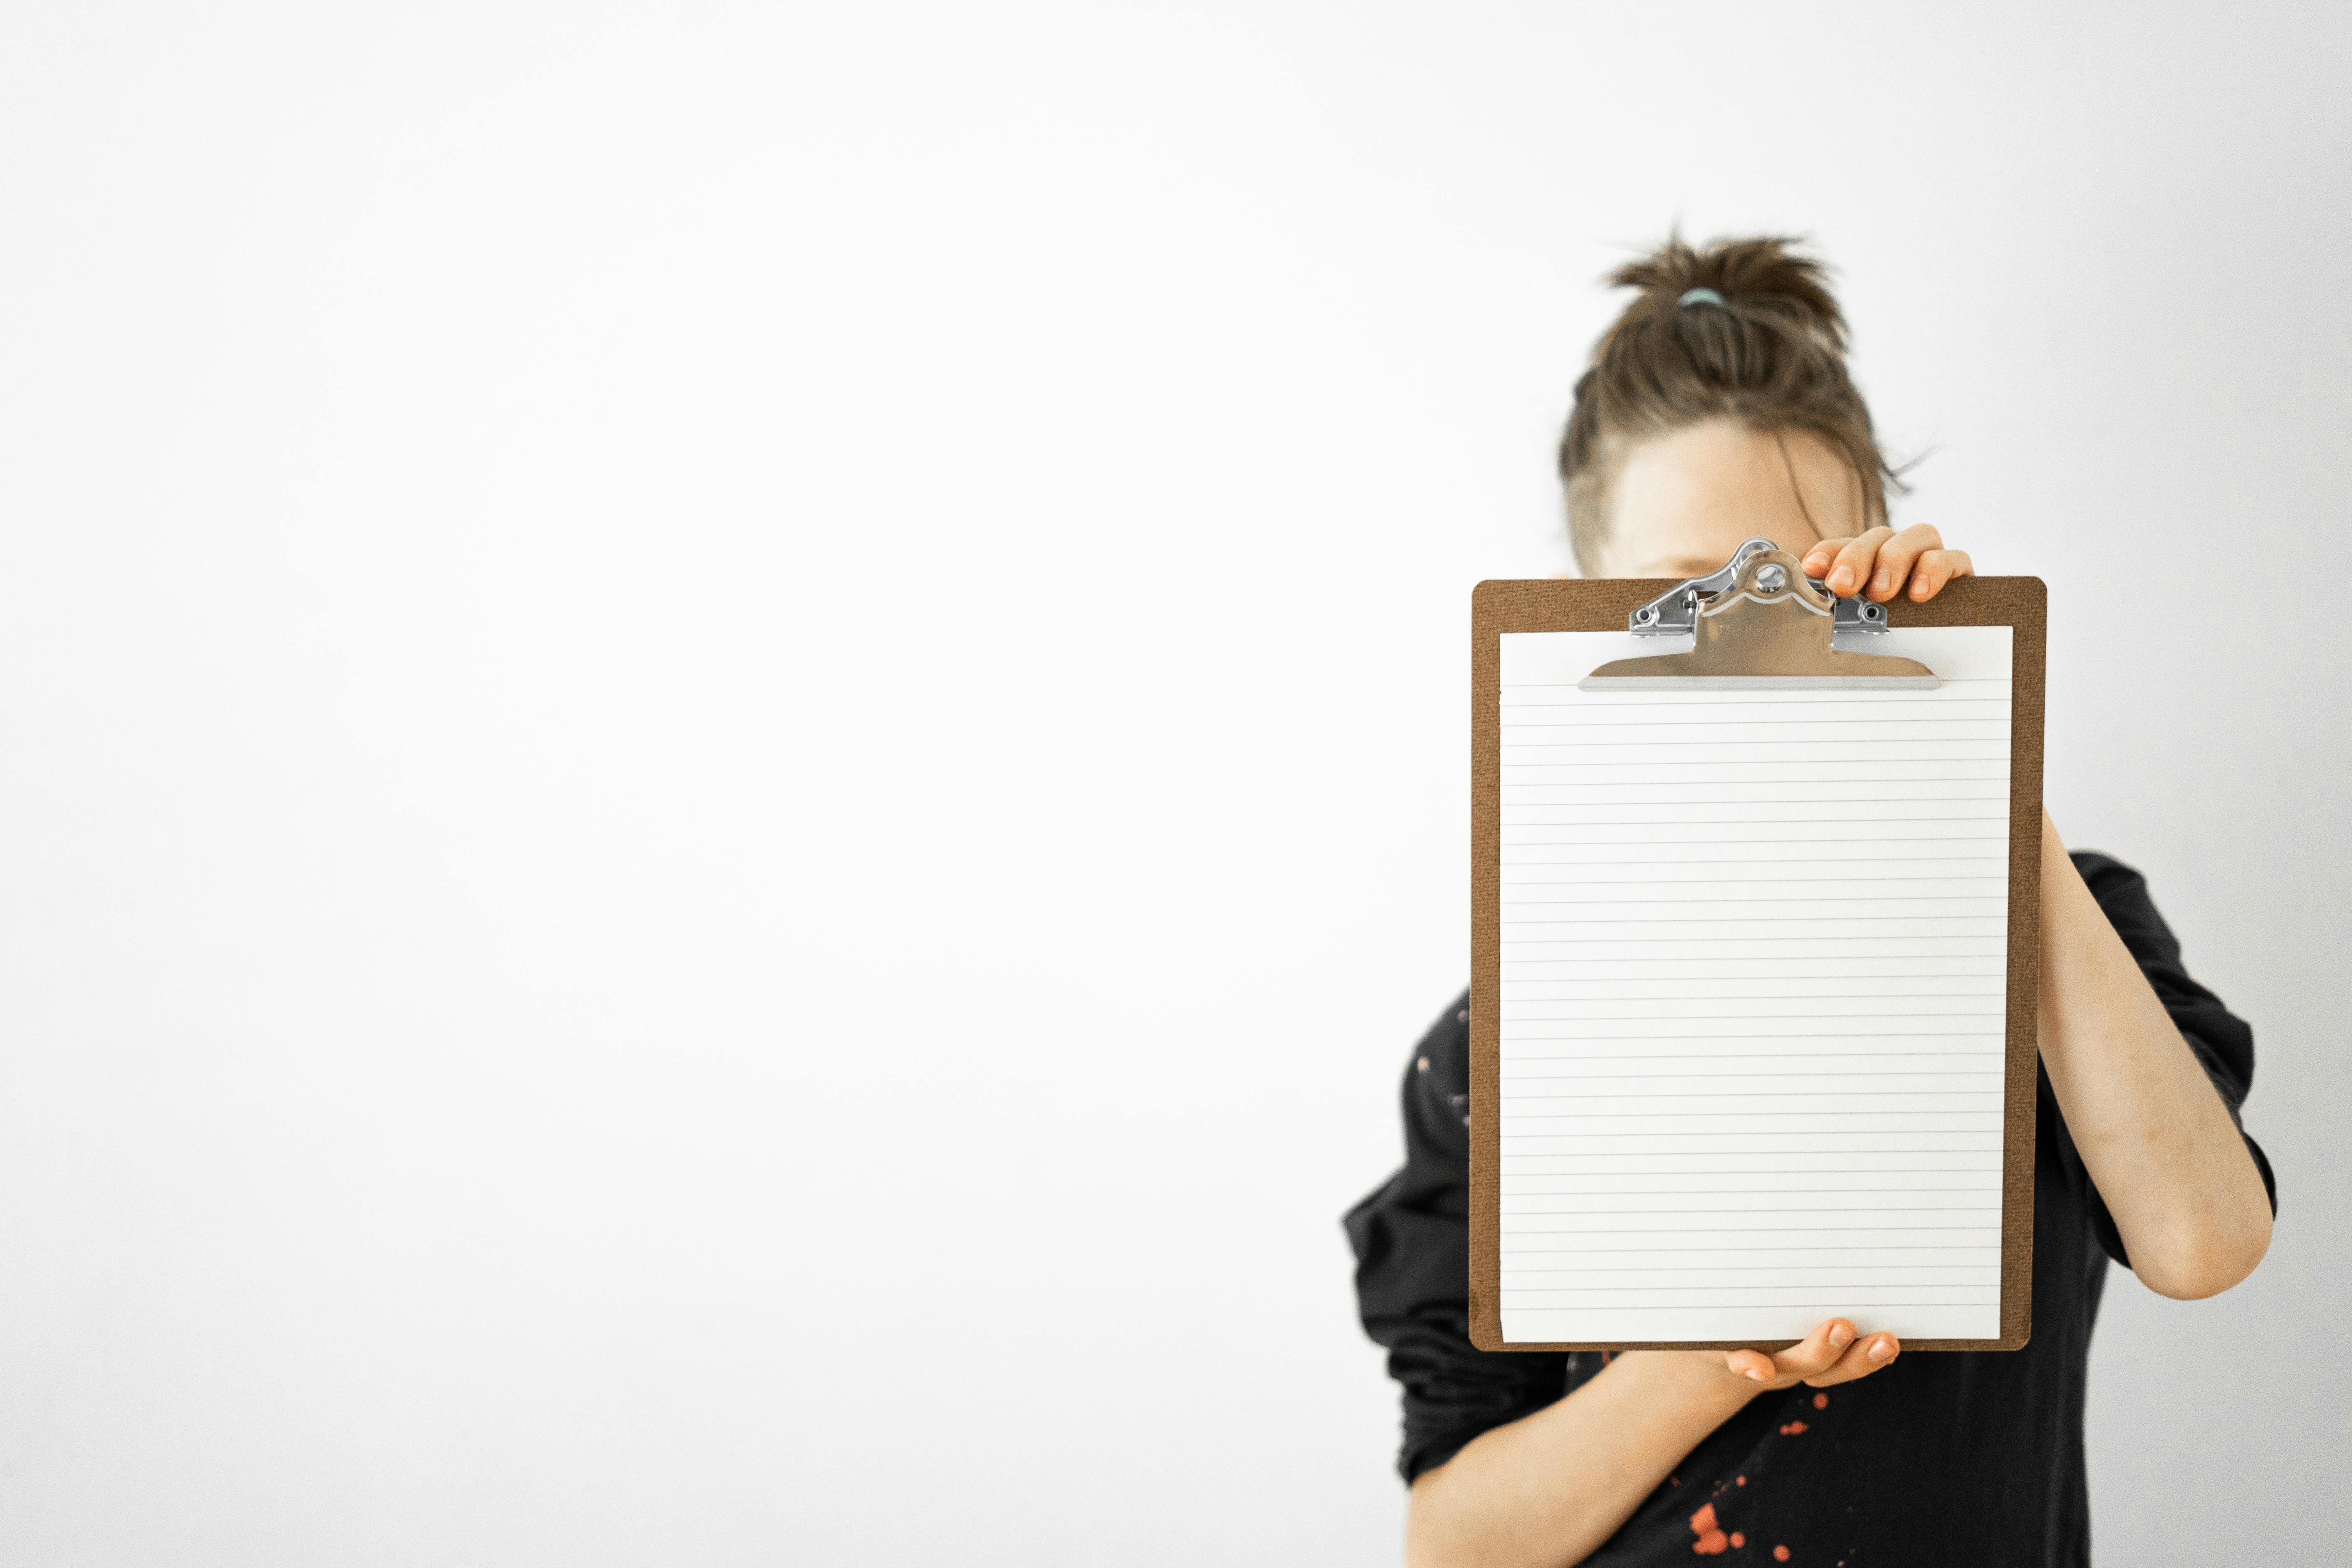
[1345,853,2276,1567]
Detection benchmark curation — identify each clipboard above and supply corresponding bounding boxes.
[1469,542,2046,1353]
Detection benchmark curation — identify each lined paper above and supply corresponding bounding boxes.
[1498,626,2012,1344]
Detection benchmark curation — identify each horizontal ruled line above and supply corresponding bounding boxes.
[1501,756,2008,765]
[1499,1222,2001,1233]
[1500,1241,2003,1249]
[1499,1286,1997,1295]
[1501,837,2007,848]
[1502,1113,2002,1123]
[1505,1098,2000,1108]
[1501,861,2009,871]
[1505,780,2004,790]
[1501,1036,2004,1045]
[1498,973,2002,982]
[1498,995,1997,1004]
[1499,721,2010,731]
[1502,720,2011,730]
[1505,860,2004,870]
[1504,922,2013,930]
[1502,1021,2010,1028]
[1505,1213,2004,1222]
[1501,1162,2001,1171]
[1499,810,2011,817]
[1502,1268,1996,1277]
[1505,799,2004,809]
[1499,1294,1996,1303]
[1496,1187,1992,1196]
[1504,895,2001,906]
[1503,1061,2003,1070]
[1503,1026,2009,1035]
[1500,689,2010,703]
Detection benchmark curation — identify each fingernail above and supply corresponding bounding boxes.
[1829,569,1852,593]
[1828,1325,1851,1351]
[1912,581,1930,598]
[1872,571,1892,592]
[1748,1368,1767,1380]
[1868,1339,1893,1363]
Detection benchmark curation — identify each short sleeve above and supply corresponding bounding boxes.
[1343,994,1568,1482]
[2054,852,2279,1268]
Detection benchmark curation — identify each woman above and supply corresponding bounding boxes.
[1345,235,2276,1568]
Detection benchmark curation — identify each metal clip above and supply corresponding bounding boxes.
[1627,536,1891,636]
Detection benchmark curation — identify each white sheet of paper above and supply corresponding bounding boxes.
[1497,625,2013,1344]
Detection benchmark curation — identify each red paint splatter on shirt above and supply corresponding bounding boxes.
[1736,1475,1746,1486]
[1813,1392,1829,1410]
[1779,1420,1810,1436]
[1730,1532,1746,1548]
[1774,1548,1791,1562]
[1687,1503,1730,1555]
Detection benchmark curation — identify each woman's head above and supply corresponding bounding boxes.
[1558,235,1897,578]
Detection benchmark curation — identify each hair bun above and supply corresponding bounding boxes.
[1608,233,1847,351]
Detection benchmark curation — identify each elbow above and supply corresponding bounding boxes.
[2133,1206,2273,1301]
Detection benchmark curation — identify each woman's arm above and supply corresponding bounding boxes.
[1799,529,2273,1299]
[1405,1321,1899,1568]
[2034,817,2273,1298]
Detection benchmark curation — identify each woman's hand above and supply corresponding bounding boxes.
[1800,524,1974,603]
[1410,1323,1901,1568]
[1709,1317,1901,1392]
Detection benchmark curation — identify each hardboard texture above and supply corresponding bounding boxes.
[1468,576,2046,1353]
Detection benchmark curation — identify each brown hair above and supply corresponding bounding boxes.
[1557,233,1900,572]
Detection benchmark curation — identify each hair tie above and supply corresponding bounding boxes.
[1679,287,1727,309]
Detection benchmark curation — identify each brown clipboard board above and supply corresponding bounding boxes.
[1469,566,2046,1353]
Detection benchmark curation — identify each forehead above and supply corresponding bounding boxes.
[1604,421,1866,577]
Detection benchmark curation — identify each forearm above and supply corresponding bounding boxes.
[1405,1351,1756,1568]
[2036,816,2272,1297]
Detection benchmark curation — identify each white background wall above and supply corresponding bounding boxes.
[1,2,2344,1562]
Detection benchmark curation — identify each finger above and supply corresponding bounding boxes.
[1803,1332,1902,1387]
[1824,527,1894,598]
[1862,524,1944,602]
[1905,548,1975,601]
[1800,537,1858,577]
[1725,1348,1779,1384]
[1770,1318,1856,1380]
